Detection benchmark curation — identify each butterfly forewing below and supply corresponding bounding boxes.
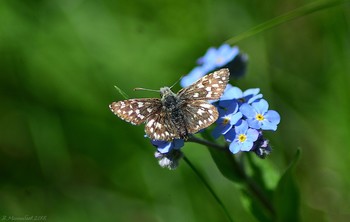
[181,100,219,134]
[109,99,162,125]
[178,68,229,101]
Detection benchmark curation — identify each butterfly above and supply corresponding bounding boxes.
[109,68,230,141]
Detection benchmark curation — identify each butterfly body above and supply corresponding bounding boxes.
[160,87,189,139]
[110,68,230,141]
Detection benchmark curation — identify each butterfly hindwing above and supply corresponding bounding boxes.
[144,111,178,141]
[181,100,219,134]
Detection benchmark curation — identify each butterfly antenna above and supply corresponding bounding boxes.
[133,87,160,92]
[114,85,129,99]
[169,75,184,89]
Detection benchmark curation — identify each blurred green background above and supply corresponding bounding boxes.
[1,0,350,221]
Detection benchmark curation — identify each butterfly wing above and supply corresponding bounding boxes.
[178,68,230,100]
[144,111,179,141]
[109,98,162,125]
[181,100,219,134]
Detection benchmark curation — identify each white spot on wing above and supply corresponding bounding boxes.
[200,103,212,108]
[147,119,155,127]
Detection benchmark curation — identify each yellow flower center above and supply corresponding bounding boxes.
[238,134,247,143]
[256,114,265,121]
[216,57,224,64]
[238,98,246,103]
[222,117,230,125]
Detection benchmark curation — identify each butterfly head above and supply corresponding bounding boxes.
[160,87,176,98]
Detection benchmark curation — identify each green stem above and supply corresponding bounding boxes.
[226,0,350,45]
[183,156,235,222]
[187,136,227,151]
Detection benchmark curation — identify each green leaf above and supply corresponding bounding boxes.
[241,189,271,222]
[273,149,301,222]
[208,148,245,183]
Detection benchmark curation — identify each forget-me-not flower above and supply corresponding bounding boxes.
[212,101,242,139]
[240,99,281,131]
[224,120,259,154]
[180,44,244,88]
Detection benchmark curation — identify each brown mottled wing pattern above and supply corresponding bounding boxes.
[181,100,219,134]
[177,68,229,134]
[109,98,162,125]
[177,68,230,100]
[144,111,178,141]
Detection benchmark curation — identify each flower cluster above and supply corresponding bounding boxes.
[151,44,279,168]
[213,86,280,156]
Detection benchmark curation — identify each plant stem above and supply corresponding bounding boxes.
[187,136,227,151]
[183,155,235,222]
[226,0,350,45]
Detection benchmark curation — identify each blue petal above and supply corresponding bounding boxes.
[156,142,173,153]
[200,47,217,63]
[220,86,237,101]
[212,126,223,139]
[261,121,277,131]
[246,128,259,142]
[180,66,206,87]
[212,123,232,138]
[218,44,231,54]
[224,128,236,142]
[217,107,227,117]
[246,118,261,129]
[252,99,269,114]
[231,87,243,99]
[247,94,263,104]
[226,100,239,114]
[235,120,248,134]
[243,88,260,97]
[240,141,254,151]
[230,112,243,125]
[265,110,281,125]
[229,141,241,154]
[239,103,256,118]
[173,139,185,149]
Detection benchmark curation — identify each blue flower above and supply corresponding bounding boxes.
[151,139,184,169]
[180,44,245,88]
[240,99,281,131]
[197,44,240,70]
[151,139,184,153]
[212,101,242,138]
[154,148,184,170]
[219,86,262,108]
[225,120,259,154]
